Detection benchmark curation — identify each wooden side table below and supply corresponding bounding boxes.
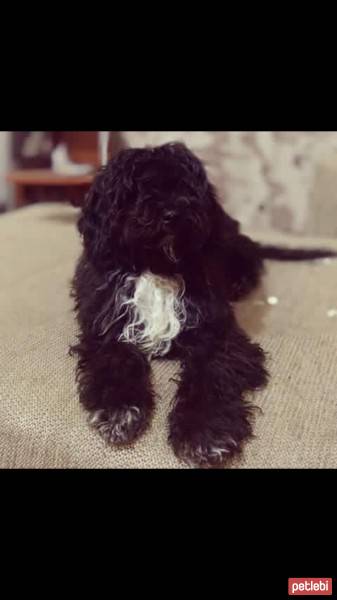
[6,169,95,208]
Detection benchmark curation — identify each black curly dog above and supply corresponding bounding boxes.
[71,142,336,468]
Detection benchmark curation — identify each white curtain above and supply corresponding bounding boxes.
[0,132,12,207]
[99,132,110,166]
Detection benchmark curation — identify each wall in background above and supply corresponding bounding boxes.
[123,132,337,234]
[2,132,337,234]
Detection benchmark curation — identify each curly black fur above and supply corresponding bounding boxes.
[70,141,333,467]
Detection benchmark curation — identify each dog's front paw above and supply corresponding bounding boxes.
[172,436,240,469]
[88,405,150,446]
[169,405,253,468]
[170,430,243,468]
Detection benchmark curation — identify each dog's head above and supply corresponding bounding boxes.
[79,142,239,274]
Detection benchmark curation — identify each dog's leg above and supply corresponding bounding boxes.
[72,337,155,445]
[168,323,268,468]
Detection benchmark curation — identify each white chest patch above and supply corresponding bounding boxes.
[119,272,187,358]
[95,270,200,358]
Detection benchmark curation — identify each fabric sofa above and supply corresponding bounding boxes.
[1,202,337,468]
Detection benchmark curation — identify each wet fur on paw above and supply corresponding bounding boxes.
[174,437,240,468]
[169,402,255,468]
[88,405,150,446]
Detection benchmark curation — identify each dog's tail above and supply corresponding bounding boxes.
[259,244,337,261]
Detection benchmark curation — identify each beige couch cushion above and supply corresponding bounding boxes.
[1,203,337,468]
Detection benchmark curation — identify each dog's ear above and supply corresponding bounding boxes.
[78,183,101,260]
[77,164,121,268]
[213,200,240,236]
[207,184,240,240]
